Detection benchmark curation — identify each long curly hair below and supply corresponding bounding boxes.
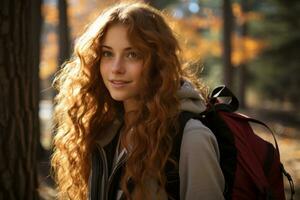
[51,1,207,199]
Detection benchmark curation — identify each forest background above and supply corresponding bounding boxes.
[0,0,299,199]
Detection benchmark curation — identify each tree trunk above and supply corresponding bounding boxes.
[58,0,71,65]
[222,0,234,88]
[238,0,249,109]
[238,63,246,108]
[0,0,41,199]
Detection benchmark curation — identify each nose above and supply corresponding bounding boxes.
[111,56,125,74]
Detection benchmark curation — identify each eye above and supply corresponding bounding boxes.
[126,51,141,60]
[101,50,113,58]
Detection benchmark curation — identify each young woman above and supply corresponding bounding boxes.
[51,2,225,200]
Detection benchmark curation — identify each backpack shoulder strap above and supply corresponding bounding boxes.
[164,111,201,199]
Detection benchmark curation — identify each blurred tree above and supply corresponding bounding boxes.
[249,0,300,107]
[236,0,250,108]
[0,0,41,199]
[39,3,59,82]
[223,0,234,88]
[58,0,71,65]
[50,0,71,101]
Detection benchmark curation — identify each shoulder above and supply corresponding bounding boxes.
[181,118,220,160]
[179,118,225,200]
[183,118,213,136]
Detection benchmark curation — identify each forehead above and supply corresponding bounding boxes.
[102,24,131,48]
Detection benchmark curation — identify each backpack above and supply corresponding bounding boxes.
[165,85,295,200]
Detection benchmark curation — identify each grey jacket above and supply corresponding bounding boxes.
[89,81,225,200]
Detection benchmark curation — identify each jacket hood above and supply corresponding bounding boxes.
[177,81,207,114]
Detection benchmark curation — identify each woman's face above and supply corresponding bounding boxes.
[100,24,144,111]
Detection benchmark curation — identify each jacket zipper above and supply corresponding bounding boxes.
[107,155,127,197]
[107,149,128,199]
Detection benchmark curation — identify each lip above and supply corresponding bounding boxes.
[109,80,131,88]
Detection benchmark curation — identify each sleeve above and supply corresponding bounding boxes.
[179,119,225,200]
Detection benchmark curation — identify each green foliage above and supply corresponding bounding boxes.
[150,0,180,9]
[202,56,223,89]
[198,0,222,8]
[249,0,300,106]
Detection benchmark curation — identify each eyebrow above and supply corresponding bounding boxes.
[101,45,134,51]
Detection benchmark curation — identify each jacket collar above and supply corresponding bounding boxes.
[96,119,123,147]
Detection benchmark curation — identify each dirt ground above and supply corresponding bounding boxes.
[38,108,300,200]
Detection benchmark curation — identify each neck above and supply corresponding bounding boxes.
[123,111,135,128]
[123,98,138,113]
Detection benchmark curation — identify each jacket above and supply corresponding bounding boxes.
[88,81,225,200]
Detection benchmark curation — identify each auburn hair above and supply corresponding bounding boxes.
[51,1,207,199]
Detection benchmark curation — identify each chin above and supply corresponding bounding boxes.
[110,96,124,101]
[110,93,128,102]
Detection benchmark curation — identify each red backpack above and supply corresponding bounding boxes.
[165,86,295,200]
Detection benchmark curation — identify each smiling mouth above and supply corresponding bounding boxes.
[109,80,131,87]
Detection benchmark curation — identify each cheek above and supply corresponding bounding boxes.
[132,63,144,81]
[99,63,107,79]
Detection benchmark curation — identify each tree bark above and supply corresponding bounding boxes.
[0,0,41,199]
[222,0,234,88]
